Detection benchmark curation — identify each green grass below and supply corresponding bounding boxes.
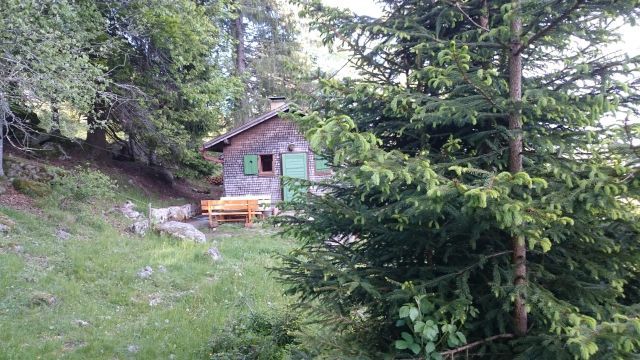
[0,197,295,359]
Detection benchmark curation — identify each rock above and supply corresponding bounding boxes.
[150,204,194,224]
[158,265,167,273]
[119,201,143,219]
[137,266,153,279]
[73,319,90,327]
[55,229,71,240]
[186,216,210,230]
[128,220,149,236]
[148,295,162,306]
[155,221,206,243]
[0,184,6,195]
[1,243,24,253]
[206,247,222,262]
[127,344,140,353]
[12,178,51,197]
[30,291,57,306]
[0,224,10,233]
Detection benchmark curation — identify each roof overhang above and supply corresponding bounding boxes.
[202,103,289,152]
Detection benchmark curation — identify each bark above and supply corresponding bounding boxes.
[0,106,4,178]
[85,102,109,159]
[0,92,8,177]
[51,105,61,136]
[480,0,489,29]
[234,11,246,75]
[86,113,107,151]
[233,9,248,123]
[508,0,527,337]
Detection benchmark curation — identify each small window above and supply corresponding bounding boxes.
[259,154,274,175]
[315,154,329,172]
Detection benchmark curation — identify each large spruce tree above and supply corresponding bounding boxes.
[277,0,640,358]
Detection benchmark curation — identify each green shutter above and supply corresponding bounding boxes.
[243,154,258,175]
[315,154,329,171]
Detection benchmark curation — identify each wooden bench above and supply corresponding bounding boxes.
[221,195,271,212]
[201,199,259,227]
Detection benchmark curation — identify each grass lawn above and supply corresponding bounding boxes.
[0,197,295,359]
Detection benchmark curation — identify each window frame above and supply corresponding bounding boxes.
[258,154,275,176]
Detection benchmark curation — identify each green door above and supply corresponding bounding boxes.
[281,153,308,201]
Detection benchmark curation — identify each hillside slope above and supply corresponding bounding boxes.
[0,158,294,359]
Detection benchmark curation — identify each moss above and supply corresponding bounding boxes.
[11,178,51,197]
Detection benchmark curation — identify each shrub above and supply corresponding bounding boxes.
[51,166,117,204]
[12,178,52,197]
[208,310,304,360]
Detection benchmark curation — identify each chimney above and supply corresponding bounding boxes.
[268,96,286,111]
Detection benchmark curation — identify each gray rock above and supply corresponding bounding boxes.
[137,266,153,279]
[128,344,140,353]
[206,247,222,262]
[120,201,143,219]
[155,221,206,243]
[128,220,149,236]
[55,229,71,240]
[150,204,194,224]
[73,319,90,327]
[0,224,10,233]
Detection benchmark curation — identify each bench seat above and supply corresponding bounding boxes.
[201,199,259,227]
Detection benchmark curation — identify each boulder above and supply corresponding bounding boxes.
[128,220,149,236]
[155,221,206,243]
[55,229,71,240]
[137,266,153,279]
[119,201,143,219]
[150,204,194,224]
[206,247,222,262]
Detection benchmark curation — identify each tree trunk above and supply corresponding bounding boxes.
[233,9,249,124]
[480,0,489,29]
[86,107,109,159]
[234,11,246,75]
[51,105,61,136]
[0,92,8,177]
[508,0,527,337]
[86,114,107,150]
[0,108,4,178]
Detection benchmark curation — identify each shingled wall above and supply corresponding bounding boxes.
[222,116,330,202]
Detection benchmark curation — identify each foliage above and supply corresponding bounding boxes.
[174,151,217,180]
[0,0,107,176]
[11,178,51,198]
[226,0,318,124]
[92,0,240,169]
[51,166,117,204]
[276,0,640,358]
[208,309,304,360]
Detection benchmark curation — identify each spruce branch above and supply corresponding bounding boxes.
[440,333,515,358]
[515,0,586,56]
